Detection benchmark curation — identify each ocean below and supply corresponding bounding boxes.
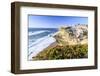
[28,28,58,60]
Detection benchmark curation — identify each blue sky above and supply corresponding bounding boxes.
[28,15,88,28]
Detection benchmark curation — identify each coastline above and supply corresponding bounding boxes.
[43,42,58,50]
[28,36,56,60]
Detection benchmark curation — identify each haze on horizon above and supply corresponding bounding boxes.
[28,15,88,28]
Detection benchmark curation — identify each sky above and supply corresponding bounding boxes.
[28,15,88,28]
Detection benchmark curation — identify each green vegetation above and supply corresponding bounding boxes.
[32,44,88,60]
[83,31,88,36]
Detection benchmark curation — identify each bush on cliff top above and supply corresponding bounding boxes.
[32,44,88,60]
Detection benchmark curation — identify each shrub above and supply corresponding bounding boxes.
[33,44,88,60]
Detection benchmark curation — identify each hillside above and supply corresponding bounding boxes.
[32,24,88,60]
[54,24,88,46]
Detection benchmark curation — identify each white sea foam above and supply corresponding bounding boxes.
[28,36,56,60]
[28,36,48,48]
[29,30,50,36]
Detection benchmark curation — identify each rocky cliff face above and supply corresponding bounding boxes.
[54,24,88,46]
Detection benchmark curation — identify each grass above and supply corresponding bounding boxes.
[32,44,88,60]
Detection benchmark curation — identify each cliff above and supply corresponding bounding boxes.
[53,25,88,46]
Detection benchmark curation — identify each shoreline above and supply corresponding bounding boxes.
[28,36,56,60]
[32,41,58,60]
[43,42,58,50]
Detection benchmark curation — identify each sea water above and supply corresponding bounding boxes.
[28,28,58,60]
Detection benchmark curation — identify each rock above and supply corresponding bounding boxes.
[53,24,88,46]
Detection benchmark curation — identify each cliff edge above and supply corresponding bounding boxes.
[54,25,88,46]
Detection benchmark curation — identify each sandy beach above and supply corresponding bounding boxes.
[28,36,56,60]
[43,42,58,50]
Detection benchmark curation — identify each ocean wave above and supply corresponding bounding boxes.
[28,36,49,48]
[28,36,56,60]
[28,32,55,48]
[29,30,50,36]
